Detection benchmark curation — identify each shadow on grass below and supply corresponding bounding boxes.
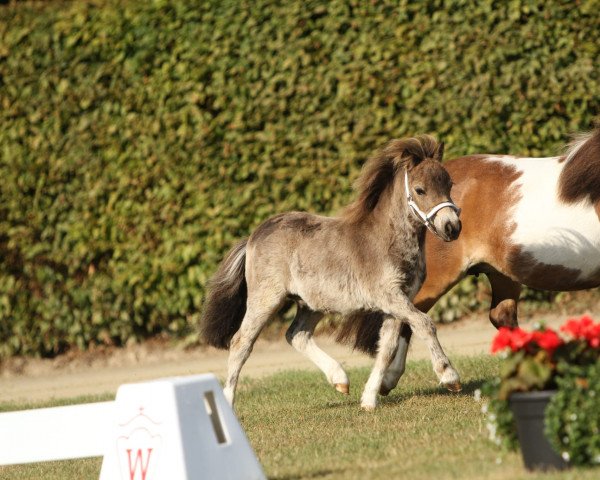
[319,378,490,411]
[270,468,344,480]
[380,378,489,406]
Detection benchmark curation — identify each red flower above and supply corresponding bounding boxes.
[492,317,600,354]
[585,323,600,348]
[510,328,533,350]
[561,315,593,338]
[561,315,600,348]
[531,329,563,353]
[491,327,513,353]
[491,326,564,354]
[491,327,534,353]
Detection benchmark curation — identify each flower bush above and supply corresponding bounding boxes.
[483,315,600,465]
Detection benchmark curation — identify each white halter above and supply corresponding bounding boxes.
[404,169,460,239]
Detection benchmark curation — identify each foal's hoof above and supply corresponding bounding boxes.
[444,382,462,393]
[335,383,350,395]
[379,385,392,396]
[361,404,376,412]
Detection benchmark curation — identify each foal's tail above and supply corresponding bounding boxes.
[335,310,385,357]
[199,239,248,349]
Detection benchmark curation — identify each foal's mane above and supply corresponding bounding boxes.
[342,135,441,222]
[559,127,600,205]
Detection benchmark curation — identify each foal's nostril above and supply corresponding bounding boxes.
[444,222,453,237]
[445,221,461,240]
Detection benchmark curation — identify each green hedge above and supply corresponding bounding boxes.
[1,0,599,357]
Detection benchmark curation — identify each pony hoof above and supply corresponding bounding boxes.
[361,404,376,412]
[335,383,350,395]
[444,382,462,393]
[379,385,392,396]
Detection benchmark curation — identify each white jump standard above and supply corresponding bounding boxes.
[0,374,265,480]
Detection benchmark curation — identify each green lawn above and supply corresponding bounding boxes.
[0,355,597,479]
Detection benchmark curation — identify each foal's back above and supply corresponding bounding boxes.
[246,211,388,314]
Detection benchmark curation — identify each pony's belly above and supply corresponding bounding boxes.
[499,155,600,288]
[515,224,600,266]
[510,225,600,290]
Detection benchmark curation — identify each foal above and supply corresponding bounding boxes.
[200,136,462,410]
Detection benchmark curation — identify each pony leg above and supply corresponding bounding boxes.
[486,271,521,328]
[380,323,412,396]
[378,282,456,396]
[386,296,460,392]
[285,306,350,394]
[223,291,285,406]
[361,315,402,410]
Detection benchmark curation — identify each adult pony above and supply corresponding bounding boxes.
[200,136,462,410]
[340,127,600,396]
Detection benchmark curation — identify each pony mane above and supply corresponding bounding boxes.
[559,127,600,204]
[342,135,441,222]
[564,130,596,163]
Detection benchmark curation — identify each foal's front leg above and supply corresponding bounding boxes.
[385,295,461,393]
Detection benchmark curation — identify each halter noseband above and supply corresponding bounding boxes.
[404,169,460,239]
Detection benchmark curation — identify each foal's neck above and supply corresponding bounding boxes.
[369,184,426,249]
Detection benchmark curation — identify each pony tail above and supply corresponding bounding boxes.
[199,239,248,349]
[335,311,385,357]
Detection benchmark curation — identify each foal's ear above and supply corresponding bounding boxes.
[434,141,445,162]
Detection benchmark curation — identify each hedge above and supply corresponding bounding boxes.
[0,0,599,357]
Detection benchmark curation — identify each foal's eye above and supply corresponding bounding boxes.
[415,187,426,196]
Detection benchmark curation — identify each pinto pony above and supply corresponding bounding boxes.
[340,127,600,397]
[200,136,462,410]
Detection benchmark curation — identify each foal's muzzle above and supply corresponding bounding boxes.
[443,219,462,241]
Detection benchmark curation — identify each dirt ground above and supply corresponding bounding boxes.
[0,311,594,404]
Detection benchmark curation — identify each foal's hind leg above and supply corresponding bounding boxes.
[286,306,350,394]
[380,324,412,396]
[224,289,285,406]
[361,315,403,410]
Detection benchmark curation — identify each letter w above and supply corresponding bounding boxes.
[126,448,153,480]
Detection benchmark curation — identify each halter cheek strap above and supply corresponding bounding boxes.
[404,169,460,239]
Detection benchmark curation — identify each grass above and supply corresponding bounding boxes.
[0,355,598,479]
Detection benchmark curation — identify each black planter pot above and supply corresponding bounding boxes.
[509,390,568,471]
